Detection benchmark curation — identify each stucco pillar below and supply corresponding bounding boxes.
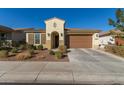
[46,40,51,50]
[59,40,64,46]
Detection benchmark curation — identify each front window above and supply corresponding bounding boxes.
[35,33,41,44]
[0,33,7,40]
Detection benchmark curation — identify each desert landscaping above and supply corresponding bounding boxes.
[0,41,68,62]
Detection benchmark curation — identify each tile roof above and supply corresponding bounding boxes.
[99,30,124,37]
[24,29,45,33]
[15,28,34,31]
[66,28,101,34]
[0,25,15,32]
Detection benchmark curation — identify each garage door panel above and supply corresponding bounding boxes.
[69,35,92,48]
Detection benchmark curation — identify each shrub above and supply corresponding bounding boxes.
[26,44,36,50]
[113,46,124,57]
[9,52,16,57]
[16,52,32,60]
[104,45,113,52]
[18,44,26,50]
[19,41,26,45]
[28,49,34,55]
[0,50,8,58]
[11,48,18,53]
[37,45,43,50]
[58,45,67,53]
[105,45,124,57]
[12,41,20,47]
[0,40,12,48]
[55,51,62,59]
[49,50,55,55]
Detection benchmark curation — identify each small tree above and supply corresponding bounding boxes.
[108,9,124,32]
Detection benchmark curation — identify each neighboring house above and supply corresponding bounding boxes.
[24,17,100,49]
[99,31,115,48]
[0,17,101,49]
[0,25,25,42]
[99,30,124,48]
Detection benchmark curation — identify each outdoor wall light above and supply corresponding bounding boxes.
[61,33,63,37]
[47,33,50,37]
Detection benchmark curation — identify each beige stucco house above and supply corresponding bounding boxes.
[24,17,100,49]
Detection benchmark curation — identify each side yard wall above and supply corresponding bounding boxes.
[115,37,124,46]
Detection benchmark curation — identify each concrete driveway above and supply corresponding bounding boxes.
[0,49,124,84]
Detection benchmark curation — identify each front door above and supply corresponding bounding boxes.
[51,31,59,49]
[55,35,59,48]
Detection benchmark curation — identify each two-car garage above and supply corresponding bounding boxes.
[66,28,100,48]
[68,34,93,48]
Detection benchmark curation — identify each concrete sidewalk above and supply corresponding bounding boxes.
[0,62,123,84]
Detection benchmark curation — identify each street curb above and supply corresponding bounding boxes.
[92,49,124,62]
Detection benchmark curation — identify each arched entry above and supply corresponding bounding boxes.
[51,31,59,48]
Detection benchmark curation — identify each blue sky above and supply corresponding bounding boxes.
[0,8,120,31]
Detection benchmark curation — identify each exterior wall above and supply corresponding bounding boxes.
[41,33,46,48]
[45,18,65,49]
[92,33,99,49]
[41,33,46,44]
[12,31,25,42]
[6,33,12,40]
[99,35,115,48]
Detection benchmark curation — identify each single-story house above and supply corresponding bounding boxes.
[99,30,124,48]
[0,17,101,49]
[24,17,100,49]
[0,25,25,42]
[99,31,115,48]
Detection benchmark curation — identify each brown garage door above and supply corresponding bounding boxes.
[68,34,92,48]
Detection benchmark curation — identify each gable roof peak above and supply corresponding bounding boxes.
[45,17,65,22]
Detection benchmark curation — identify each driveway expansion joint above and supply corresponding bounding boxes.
[0,62,24,78]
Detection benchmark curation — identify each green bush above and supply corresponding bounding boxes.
[11,48,18,53]
[0,50,8,58]
[49,50,55,55]
[58,45,67,53]
[19,41,26,45]
[55,51,62,59]
[26,44,36,50]
[37,45,43,50]
[12,41,20,47]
